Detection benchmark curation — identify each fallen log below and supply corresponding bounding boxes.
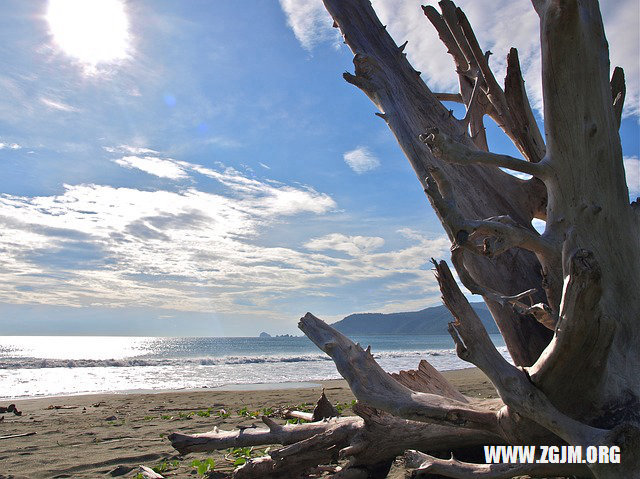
[169,364,501,478]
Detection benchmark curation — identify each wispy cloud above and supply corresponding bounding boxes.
[104,145,159,155]
[40,96,79,112]
[0,141,21,150]
[113,155,190,179]
[278,0,340,50]
[343,146,380,174]
[305,233,385,257]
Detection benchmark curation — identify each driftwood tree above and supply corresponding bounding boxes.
[170,0,639,477]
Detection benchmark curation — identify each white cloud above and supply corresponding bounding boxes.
[104,145,159,155]
[114,155,189,180]
[343,146,380,174]
[258,185,336,215]
[0,156,345,313]
[278,0,340,50]
[281,0,639,118]
[40,97,79,112]
[0,162,452,317]
[0,142,21,150]
[624,155,640,199]
[184,163,336,216]
[306,233,385,256]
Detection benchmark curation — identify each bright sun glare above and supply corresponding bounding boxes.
[47,0,130,68]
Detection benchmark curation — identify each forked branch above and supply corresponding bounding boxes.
[424,2,546,163]
[421,128,547,178]
[433,259,609,447]
[424,167,555,260]
[454,8,508,120]
[448,248,558,330]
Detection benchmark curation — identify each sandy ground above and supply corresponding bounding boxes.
[0,368,496,478]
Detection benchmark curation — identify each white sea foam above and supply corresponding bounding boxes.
[0,349,456,370]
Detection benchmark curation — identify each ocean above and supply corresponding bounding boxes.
[0,335,508,399]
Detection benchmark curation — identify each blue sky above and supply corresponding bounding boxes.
[0,0,638,336]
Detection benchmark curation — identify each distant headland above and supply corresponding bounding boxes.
[330,302,497,335]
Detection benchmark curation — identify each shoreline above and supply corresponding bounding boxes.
[1,368,496,478]
[1,366,487,402]
[0,380,328,402]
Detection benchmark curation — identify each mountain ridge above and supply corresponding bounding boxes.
[331,302,498,335]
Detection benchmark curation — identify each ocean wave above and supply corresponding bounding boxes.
[0,349,463,370]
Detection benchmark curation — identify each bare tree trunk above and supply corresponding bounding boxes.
[171,1,639,477]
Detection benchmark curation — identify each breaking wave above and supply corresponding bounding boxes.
[0,349,458,370]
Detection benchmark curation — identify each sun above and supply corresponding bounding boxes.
[47,0,131,69]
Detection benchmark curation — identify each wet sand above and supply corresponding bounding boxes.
[1,368,496,478]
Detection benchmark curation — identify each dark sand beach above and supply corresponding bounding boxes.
[1,368,496,478]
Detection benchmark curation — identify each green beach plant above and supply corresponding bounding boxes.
[190,458,216,476]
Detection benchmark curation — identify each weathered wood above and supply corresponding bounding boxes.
[325,0,553,367]
[138,465,164,479]
[405,449,592,478]
[433,260,607,447]
[299,313,502,435]
[503,48,546,163]
[528,0,640,437]
[312,389,339,421]
[168,415,352,454]
[0,432,36,440]
[390,360,467,403]
[281,388,338,422]
[421,128,547,179]
[171,393,499,478]
[282,409,314,422]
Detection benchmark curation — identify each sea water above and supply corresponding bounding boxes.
[0,335,508,399]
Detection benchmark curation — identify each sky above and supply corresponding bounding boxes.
[0,0,638,336]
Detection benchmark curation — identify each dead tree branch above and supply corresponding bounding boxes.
[298,312,502,434]
[423,167,555,259]
[405,449,592,478]
[168,415,355,454]
[421,128,547,178]
[433,92,463,103]
[433,259,609,447]
[504,48,546,162]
